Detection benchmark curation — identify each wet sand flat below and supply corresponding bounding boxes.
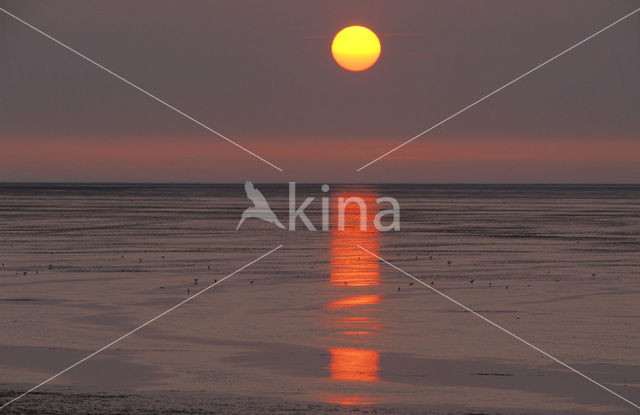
[1,184,639,414]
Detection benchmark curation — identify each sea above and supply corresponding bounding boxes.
[1,184,639,414]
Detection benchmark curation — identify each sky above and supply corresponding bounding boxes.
[1,0,639,183]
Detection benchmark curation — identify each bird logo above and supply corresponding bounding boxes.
[236,181,285,230]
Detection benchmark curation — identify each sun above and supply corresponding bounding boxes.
[331,26,381,72]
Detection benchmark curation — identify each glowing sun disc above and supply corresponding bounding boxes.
[331,26,381,71]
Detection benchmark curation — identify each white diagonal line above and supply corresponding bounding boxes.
[357,7,640,172]
[0,7,283,172]
[0,244,283,411]
[357,244,640,411]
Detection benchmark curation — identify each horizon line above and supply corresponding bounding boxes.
[1,182,639,186]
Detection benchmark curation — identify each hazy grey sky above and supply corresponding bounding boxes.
[1,0,639,182]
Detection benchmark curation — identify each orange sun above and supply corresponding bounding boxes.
[331,26,381,71]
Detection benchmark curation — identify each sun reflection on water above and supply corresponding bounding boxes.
[328,347,380,382]
[325,294,381,309]
[324,189,383,406]
[330,193,380,287]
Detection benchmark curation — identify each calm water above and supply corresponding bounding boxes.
[1,184,640,414]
